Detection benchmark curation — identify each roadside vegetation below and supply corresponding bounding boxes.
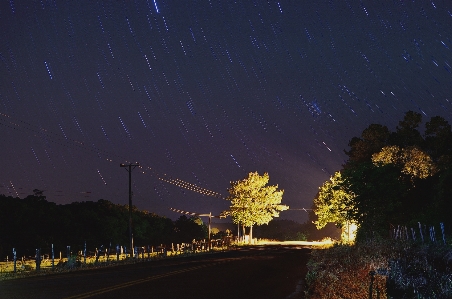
[0,240,227,281]
[307,111,452,298]
[306,239,452,299]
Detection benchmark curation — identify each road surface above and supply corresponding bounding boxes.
[1,245,312,299]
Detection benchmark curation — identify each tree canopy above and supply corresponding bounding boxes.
[224,172,288,243]
[173,215,207,243]
[314,111,452,242]
[0,194,201,259]
[313,171,356,230]
[372,145,437,179]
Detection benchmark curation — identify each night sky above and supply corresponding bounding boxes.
[1,1,452,223]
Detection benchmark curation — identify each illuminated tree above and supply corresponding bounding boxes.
[336,111,452,241]
[313,171,356,232]
[372,146,437,179]
[224,172,288,244]
[340,146,436,240]
[371,145,401,165]
[210,227,220,235]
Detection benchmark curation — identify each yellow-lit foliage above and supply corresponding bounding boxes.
[192,217,204,226]
[401,147,437,178]
[371,145,401,165]
[372,146,437,179]
[341,221,358,244]
[225,172,288,227]
[314,171,356,230]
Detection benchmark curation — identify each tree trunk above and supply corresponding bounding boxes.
[249,225,253,244]
[242,225,246,240]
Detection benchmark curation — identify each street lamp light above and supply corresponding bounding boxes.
[120,163,140,258]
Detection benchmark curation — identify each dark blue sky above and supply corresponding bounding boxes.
[1,1,451,223]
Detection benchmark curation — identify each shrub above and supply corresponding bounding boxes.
[306,241,388,299]
[305,240,452,299]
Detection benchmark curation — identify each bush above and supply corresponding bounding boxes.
[305,240,452,299]
[306,241,388,299]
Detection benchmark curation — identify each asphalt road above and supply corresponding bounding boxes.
[1,245,311,299]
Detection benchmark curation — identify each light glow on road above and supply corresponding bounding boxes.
[256,240,334,248]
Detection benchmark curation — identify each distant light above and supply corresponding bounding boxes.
[342,222,358,243]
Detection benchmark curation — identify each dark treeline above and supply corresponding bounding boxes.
[0,193,207,259]
[253,218,340,242]
[335,111,452,241]
[0,192,340,260]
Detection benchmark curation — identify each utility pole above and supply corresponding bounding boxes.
[168,208,225,250]
[120,163,139,258]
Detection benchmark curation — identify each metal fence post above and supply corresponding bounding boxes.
[369,270,375,299]
[95,247,98,263]
[440,222,446,245]
[51,244,54,270]
[36,248,41,272]
[107,242,111,262]
[13,248,16,273]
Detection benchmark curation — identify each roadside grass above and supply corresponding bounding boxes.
[305,239,452,299]
[305,240,388,299]
[0,246,228,281]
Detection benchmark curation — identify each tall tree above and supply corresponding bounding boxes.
[341,162,409,240]
[313,171,356,231]
[390,110,424,148]
[329,111,452,241]
[224,172,288,243]
[344,124,390,165]
[424,116,452,165]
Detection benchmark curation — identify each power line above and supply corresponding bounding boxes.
[287,208,313,213]
[169,207,225,248]
[1,112,225,199]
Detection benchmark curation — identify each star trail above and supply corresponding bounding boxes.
[1,1,451,223]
